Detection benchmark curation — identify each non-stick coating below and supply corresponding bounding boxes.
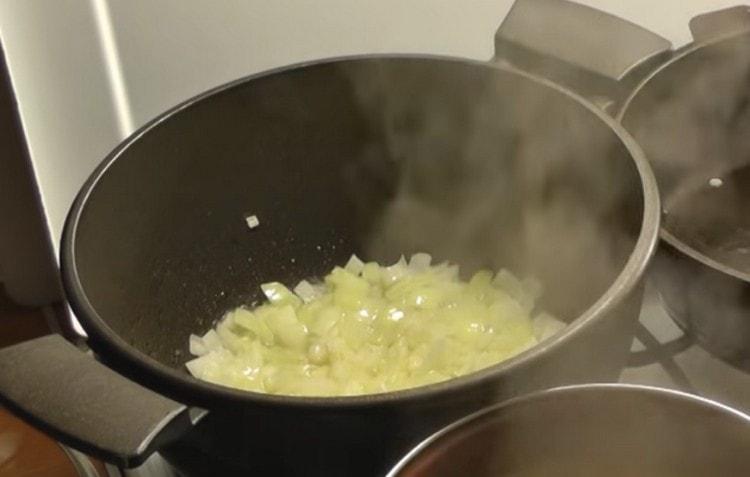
[71,57,642,374]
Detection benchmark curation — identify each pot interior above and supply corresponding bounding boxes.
[70,57,645,376]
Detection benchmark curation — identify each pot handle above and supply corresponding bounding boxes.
[493,0,672,101]
[689,5,750,42]
[0,334,201,468]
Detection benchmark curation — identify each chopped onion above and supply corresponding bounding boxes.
[533,312,567,342]
[201,330,223,352]
[261,282,301,307]
[185,355,210,377]
[245,214,260,229]
[189,334,208,356]
[293,279,320,303]
[344,254,365,275]
[382,255,408,283]
[186,253,564,397]
[408,252,432,271]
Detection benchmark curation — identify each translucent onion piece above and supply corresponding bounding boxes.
[293,279,320,303]
[187,254,565,397]
[189,334,208,356]
[245,214,260,229]
[533,312,567,342]
[408,253,432,271]
[344,254,365,275]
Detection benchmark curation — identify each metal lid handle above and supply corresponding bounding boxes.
[689,5,750,42]
[494,0,672,100]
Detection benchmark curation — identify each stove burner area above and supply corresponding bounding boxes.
[621,282,750,414]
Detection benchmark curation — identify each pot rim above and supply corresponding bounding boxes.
[385,382,750,476]
[61,53,660,410]
[618,29,750,284]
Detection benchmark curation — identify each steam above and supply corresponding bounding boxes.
[333,36,750,471]
[331,28,750,477]
[343,59,638,327]
[628,35,750,211]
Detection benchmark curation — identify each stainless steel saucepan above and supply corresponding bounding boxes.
[389,384,750,477]
[496,1,750,367]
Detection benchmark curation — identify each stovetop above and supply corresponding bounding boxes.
[623,282,750,413]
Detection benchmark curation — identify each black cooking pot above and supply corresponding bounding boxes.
[0,11,659,477]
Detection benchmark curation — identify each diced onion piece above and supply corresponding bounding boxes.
[261,282,301,308]
[492,269,523,295]
[533,312,567,341]
[187,350,220,377]
[361,262,380,284]
[307,342,328,365]
[245,214,260,229]
[186,253,561,397]
[434,262,459,281]
[189,334,208,356]
[293,279,320,303]
[521,277,543,302]
[231,308,274,345]
[264,305,307,349]
[469,270,493,288]
[408,253,432,271]
[344,254,365,276]
[201,330,223,352]
[382,255,408,283]
[185,355,211,378]
[493,269,538,312]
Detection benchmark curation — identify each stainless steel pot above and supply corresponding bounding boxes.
[388,384,750,477]
[0,3,661,476]
[619,9,750,367]
[496,1,750,367]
